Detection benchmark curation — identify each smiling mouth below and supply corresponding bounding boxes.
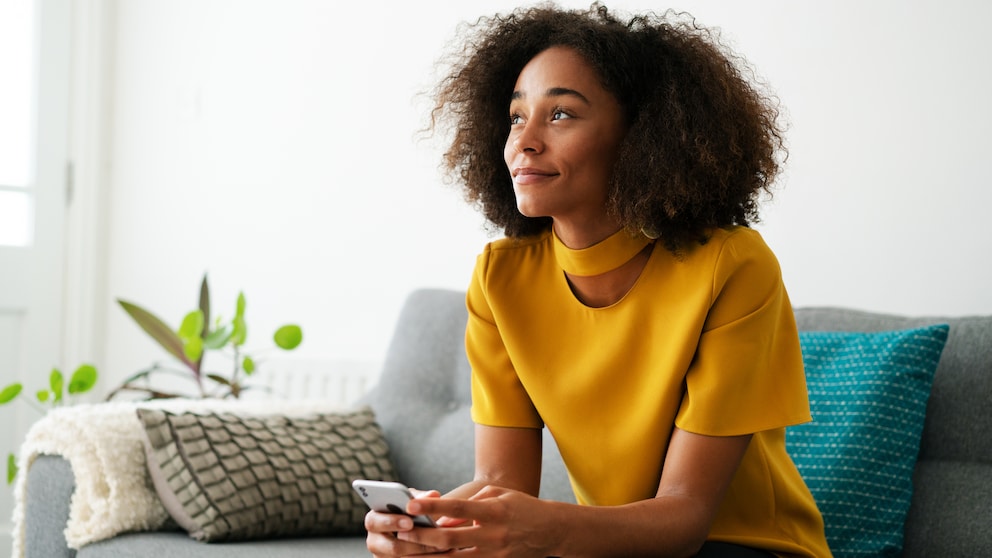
[512,167,559,184]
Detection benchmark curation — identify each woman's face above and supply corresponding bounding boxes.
[504,46,627,230]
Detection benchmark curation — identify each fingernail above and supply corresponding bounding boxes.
[397,517,413,530]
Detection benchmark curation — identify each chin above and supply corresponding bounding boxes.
[514,194,550,218]
[514,203,549,219]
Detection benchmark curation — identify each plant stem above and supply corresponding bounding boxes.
[104,385,186,400]
[22,397,47,417]
[230,345,241,399]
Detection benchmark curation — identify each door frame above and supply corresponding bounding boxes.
[62,0,115,373]
[0,2,113,555]
[0,0,72,555]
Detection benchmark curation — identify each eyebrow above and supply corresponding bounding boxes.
[511,87,591,105]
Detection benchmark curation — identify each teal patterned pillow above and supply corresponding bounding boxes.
[787,324,949,558]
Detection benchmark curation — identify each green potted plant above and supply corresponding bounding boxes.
[2,273,301,484]
[107,273,303,400]
[1,364,99,484]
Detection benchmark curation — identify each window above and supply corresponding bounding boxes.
[0,0,37,247]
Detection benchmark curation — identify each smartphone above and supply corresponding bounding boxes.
[351,479,438,527]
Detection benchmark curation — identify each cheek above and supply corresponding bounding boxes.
[574,138,616,176]
[588,131,625,174]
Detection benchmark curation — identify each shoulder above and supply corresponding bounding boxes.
[468,231,554,318]
[672,227,779,278]
[699,227,789,327]
[709,227,780,273]
[706,226,776,258]
[474,231,552,275]
[676,226,777,274]
[484,231,550,254]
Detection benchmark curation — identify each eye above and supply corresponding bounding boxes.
[509,112,523,125]
[551,108,573,121]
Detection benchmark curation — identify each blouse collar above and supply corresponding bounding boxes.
[552,228,652,277]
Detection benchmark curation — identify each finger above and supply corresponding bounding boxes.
[435,516,469,528]
[409,488,442,499]
[409,497,493,522]
[365,510,414,533]
[367,530,450,557]
[395,526,462,553]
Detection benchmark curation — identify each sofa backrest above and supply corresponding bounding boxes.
[366,289,992,555]
[794,308,992,557]
[361,288,574,502]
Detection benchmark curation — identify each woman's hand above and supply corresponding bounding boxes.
[396,485,561,557]
[365,489,452,557]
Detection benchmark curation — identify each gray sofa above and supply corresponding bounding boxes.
[21,288,992,557]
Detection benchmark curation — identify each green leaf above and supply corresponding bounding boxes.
[198,274,211,338]
[235,292,246,319]
[0,383,22,405]
[206,374,231,386]
[203,325,232,350]
[183,335,203,362]
[7,453,17,485]
[243,356,255,375]
[118,299,195,368]
[178,310,204,340]
[178,310,205,362]
[68,364,99,395]
[36,390,49,403]
[273,325,303,350]
[231,316,247,347]
[50,369,64,403]
[117,368,153,386]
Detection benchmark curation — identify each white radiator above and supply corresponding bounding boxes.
[241,358,380,407]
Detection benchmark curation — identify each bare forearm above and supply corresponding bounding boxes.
[546,495,710,558]
[411,428,746,557]
[406,486,712,557]
[546,430,752,557]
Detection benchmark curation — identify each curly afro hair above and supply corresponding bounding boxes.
[430,2,786,253]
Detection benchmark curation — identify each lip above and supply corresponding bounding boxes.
[512,166,559,184]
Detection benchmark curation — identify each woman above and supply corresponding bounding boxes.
[366,3,831,557]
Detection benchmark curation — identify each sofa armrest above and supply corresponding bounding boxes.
[24,455,76,558]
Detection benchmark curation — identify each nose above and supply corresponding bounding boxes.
[511,121,544,154]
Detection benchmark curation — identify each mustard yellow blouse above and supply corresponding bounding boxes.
[467,226,831,557]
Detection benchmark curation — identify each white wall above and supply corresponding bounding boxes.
[98,0,992,396]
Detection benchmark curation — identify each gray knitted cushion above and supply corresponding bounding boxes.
[136,406,396,542]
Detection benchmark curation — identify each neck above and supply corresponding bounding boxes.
[565,242,654,308]
[552,219,623,250]
[550,226,655,308]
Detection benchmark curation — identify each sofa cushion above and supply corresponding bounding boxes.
[75,531,369,558]
[787,325,949,558]
[136,406,396,542]
[793,309,992,556]
[76,531,372,557]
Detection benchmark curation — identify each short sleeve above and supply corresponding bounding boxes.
[675,230,811,436]
[467,247,544,429]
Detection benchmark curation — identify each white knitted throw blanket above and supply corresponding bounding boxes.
[11,398,345,557]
